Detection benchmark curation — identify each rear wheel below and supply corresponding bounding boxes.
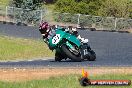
[55,51,63,62]
[55,56,62,62]
[61,45,81,62]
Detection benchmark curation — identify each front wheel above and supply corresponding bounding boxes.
[88,50,96,61]
[61,45,82,62]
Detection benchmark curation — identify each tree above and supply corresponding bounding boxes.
[98,0,132,18]
[54,0,104,15]
[75,2,89,14]
[9,0,44,25]
[11,0,43,10]
[129,0,132,18]
[55,0,77,13]
[54,0,132,18]
[85,0,104,15]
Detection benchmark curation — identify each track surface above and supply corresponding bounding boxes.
[0,24,132,67]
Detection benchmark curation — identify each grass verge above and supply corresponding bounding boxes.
[0,35,54,60]
[0,74,131,88]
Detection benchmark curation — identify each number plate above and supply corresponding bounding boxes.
[52,34,61,44]
[83,49,88,55]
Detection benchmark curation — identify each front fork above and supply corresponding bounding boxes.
[80,43,91,59]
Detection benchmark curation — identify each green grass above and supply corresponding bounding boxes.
[0,36,54,60]
[0,74,132,88]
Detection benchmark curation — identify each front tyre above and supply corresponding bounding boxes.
[88,50,96,61]
[61,45,82,62]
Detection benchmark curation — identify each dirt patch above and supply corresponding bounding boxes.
[0,16,5,21]
[0,16,12,22]
[127,29,132,33]
[0,67,132,82]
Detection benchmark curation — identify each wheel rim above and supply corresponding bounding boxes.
[68,45,80,56]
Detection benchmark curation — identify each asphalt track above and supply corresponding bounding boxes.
[0,24,132,67]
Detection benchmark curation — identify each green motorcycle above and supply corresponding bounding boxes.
[48,28,96,62]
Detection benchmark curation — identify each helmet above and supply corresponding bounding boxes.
[39,22,50,34]
[39,22,49,30]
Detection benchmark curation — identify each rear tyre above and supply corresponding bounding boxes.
[55,52,63,62]
[61,45,81,62]
[55,56,62,62]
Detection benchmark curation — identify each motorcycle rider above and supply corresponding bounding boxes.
[39,22,89,49]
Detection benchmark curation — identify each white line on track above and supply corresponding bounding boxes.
[0,57,54,63]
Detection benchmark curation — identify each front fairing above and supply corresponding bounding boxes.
[48,29,81,49]
[63,33,81,47]
[49,29,65,48]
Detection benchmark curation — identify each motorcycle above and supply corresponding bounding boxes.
[48,28,96,62]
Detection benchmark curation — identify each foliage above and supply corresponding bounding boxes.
[54,0,104,15]
[54,0,132,18]
[81,0,105,15]
[9,0,44,24]
[98,0,132,18]
[75,2,89,14]
[10,0,43,10]
[55,0,77,14]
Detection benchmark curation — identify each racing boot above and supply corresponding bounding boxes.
[77,35,89,44]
